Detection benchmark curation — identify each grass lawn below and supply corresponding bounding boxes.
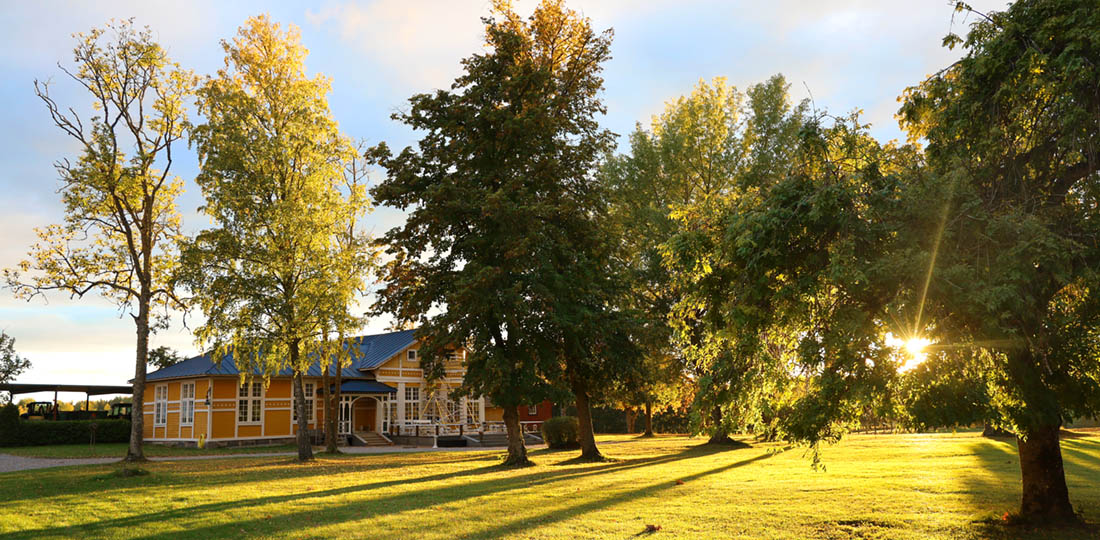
[1,433,1098,539]
[0,443,298,459]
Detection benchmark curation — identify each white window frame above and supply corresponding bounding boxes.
[180,382,195,426]
[407,349,417,362]
[154,385,168,426]
[293,382,315,423]
[528,405,538,416]
[404,386,420,421]
[238,381,264,425]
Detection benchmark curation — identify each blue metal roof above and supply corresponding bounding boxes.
[338,380,396,394]
[146,329,418,381]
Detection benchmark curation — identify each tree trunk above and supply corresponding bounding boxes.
[572,377,602,461]
[708,405,732,444]
[124,294,150,463]
[643,398,654,438]
[291,343,314,462]
[625,407,636,434]
[333,360,343,446]
[321,365,335,453]
[982,423,1013,438]
[501,404,531,467]
[1017,424,1075,521]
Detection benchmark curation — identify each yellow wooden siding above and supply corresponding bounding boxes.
[266,379,291,399]
[212,411,235,439]
[166,412,179,436]
[142,420,154,439]
[238,425,261,438]
[167,381,180,401]
[212,379,237,399]
[193,411,208,438]
[265,410,291,436]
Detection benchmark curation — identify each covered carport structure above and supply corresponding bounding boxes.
[0,383,132,418]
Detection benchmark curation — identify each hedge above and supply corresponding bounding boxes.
[541,416,579,449]
[0,415,131,447]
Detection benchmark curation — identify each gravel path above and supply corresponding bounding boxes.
[0,444,553,473]
[0,454,120,473]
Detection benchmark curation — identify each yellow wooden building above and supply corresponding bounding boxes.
[141,329,548,447]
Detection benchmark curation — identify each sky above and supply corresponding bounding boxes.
[0,0,1010,401]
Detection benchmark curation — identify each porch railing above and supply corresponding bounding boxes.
[387,420,544,438]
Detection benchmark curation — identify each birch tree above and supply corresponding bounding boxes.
[181,16,369,462]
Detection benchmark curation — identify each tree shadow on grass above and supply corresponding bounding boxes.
[0,451,501,505]
[960,435,1100,539]
[15,441,737,539]
[468,449,783,539]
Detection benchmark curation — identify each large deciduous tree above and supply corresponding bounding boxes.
[181,16,369,462]
[4,20,192,462]
[663,87,916,454]
[608,76,808,443]
[369,0,623,465]
[895,0,1100,521]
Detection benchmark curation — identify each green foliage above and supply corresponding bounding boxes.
[181,16,375,386]
[0,403,19,432]
[0,332,31,403]
[369,1,632,454]
[5,20,191,325]
[541,416,580,449]
[605,75,810,440]
[0,419,131,447]
[894,0,1100,436]
[147,346,183,371]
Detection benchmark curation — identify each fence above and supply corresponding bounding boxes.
[387,420,544,438]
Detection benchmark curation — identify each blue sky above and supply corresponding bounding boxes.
[0,0,1008,399]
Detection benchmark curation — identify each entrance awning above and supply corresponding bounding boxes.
[336,380,396,394]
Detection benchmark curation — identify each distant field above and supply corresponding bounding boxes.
[0,433,1097,539]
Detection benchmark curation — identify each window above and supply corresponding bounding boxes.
[407,349,417,362]
[293,382,314,423]
[528,405,538,416]
[404,386,420,421]
[238,381,263,424]
[180,382,195,425]
[154,385,167,426]
[446,351,462,362]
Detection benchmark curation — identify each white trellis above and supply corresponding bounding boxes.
[418,379,462,424]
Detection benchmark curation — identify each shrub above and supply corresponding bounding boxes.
[542,416,579,449]
[0,419,131,447]
[0,403,19,434]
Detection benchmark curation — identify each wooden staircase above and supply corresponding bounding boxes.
[352,431,393,447]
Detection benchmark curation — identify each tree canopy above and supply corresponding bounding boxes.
[370,0,629,465]
[0,332,31,404]
[181,16,371,462]
[4,20,192,461]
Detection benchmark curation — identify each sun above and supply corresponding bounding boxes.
[904,337,930,360]
[886,334,932,372]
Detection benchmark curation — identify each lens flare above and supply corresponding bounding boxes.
[886,334,932,372]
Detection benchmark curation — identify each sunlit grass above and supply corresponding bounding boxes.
[0,433,1097,539]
